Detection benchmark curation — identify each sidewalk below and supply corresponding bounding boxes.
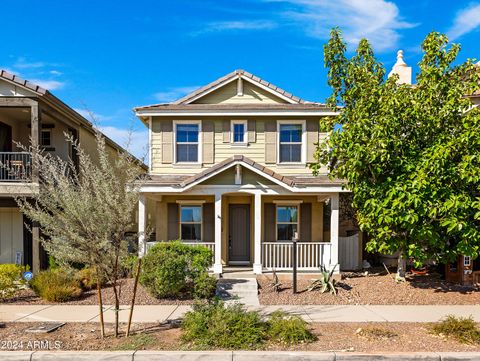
[2,304,480,323]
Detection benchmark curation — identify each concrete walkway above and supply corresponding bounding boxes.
[2,304,480,323]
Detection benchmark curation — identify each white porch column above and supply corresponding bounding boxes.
[330,193,340,272]
[138,194,146,257]
[253,192,263,274]
[213,193,223,274]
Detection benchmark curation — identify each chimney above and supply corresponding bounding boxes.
[388,50,412,85]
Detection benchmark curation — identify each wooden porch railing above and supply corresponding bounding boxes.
[0,152,32,182]
[262,242,332,271]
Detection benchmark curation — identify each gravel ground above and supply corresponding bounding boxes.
[0,322,479,352]
[258,272,480,305]
[2,278,195,305]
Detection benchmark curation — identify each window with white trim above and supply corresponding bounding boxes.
[175,122,200,163]
[276,205,299,241]
[180,205,202,241]
[279,123,303,163]
[231,120,247,144]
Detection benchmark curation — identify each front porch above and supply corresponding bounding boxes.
[138,190,342,274]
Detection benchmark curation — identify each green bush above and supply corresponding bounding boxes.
[120,254,139,278]
[140,241,215,298]
[266,310,316,345]
[76,267,103,290]
[193,273,217,299]
[182,301,266,349]
[432,315,480,344]
[30,269,83,302]
[0,264,26,299]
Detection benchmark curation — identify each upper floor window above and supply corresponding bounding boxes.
[278,122,304,163]
[175,122,200,163]
[231,120,247,144]
[180,205,202,241]
[276,205,298,241]
[41,130,51,147]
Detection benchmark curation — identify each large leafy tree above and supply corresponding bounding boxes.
[312,29,480,277]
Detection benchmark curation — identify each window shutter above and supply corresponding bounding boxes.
[264,203,276,242]
[167,203,179,240]
[247,119,256,143]
[223,120,230,143]
[161,120,173,163]
[306,119,319,163]
[264,121,276,164]
[203,203,214,242]
[202,120,214,164]
[300,203,312,242]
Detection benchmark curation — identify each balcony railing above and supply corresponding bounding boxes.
[262,242,332,271]
[0,152,32,182]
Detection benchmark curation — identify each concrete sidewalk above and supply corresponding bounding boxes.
[2,304,480,323]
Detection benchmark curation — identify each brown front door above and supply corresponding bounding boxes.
[229,204,250,264]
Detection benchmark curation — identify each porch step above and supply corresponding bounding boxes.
[216,278,260,306]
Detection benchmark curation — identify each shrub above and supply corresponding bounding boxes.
[30,269,82,302]
[356,326,397,340]
[182,301,266,349]
[266,310,316,345]
[140,241,214,298]
[120,253,139,278]
[432,315,480,344]
[76,267,104,290]
[0,264,26,299]
[193,273,217,299]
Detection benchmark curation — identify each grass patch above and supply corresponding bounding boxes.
[115,334,156,350]
[431,315,480,345]
[356,326,397,340]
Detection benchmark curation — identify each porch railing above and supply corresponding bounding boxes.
[146,241,215,264]
[262,242,332,271]
[0,152,32,182]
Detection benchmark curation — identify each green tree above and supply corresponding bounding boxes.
[313,29,480,278]
[16,131,145,337]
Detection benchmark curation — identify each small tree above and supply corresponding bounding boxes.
[313,29,480,279]
[16,131,145,337]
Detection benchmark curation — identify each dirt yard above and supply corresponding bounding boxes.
[0,321,479,352]
[2,278,194,305]
[258,271,480,305]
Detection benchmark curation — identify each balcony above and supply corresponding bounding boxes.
[0,152,32,182]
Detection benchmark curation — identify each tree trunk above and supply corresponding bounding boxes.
[126,258,142,337]
[96,268,105,338]
[112,253,120,338]
[396,251,406,281]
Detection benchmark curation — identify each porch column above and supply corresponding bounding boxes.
[213,193,223,274]
[330,193,340,272]
[138,194,146,257]
[253,192,262,274]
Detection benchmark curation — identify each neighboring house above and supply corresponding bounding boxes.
[134,69,362,274]
[0,70,146,272]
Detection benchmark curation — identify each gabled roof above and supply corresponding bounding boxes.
[0,69,48,95]
[144,155,344,191]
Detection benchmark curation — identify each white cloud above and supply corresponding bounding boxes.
[447,3,480,40]
[153,86,201,103]
[73,108,112,123]
[98,125,149,162]
[29,79,65,90]
[266,0,417,52]
[192,20,277,36]
[13,57,46,69]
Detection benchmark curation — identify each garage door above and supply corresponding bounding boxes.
[0,208,23,264]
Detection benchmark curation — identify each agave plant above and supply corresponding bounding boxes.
[308,264,338,295]
[269,268,282,293]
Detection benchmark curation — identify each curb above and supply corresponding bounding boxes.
[1,351,480,361]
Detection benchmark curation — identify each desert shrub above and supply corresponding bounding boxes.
[120,253,139,278]
[0,264,26,299]
[30,269,82,302]
[182,300,266,349]
[193,273,217,299]
[140,241,214,298]
[432,315,480,344]
[76,267,106,290]
[266,310,316,345]
[356,326,397,340]
[308,264,337,294]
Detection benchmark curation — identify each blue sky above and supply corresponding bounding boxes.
[2,0,480,160]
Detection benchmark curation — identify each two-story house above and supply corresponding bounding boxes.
[134,70,361,274]
[0,70,146,272]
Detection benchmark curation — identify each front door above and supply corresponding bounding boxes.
[0,122,12,152]
[229,204,250,264]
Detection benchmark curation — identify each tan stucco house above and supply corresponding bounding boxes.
[134,70,362,274]
[0,70,146,272]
